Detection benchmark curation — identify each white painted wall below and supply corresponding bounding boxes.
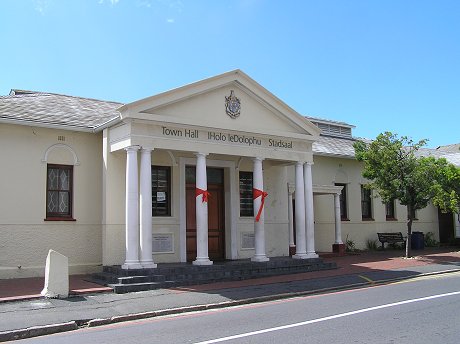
[0,124,102,278]
[308,155,440,251]
[1,121,448,278]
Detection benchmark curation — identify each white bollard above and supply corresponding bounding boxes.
[41,249,69,298]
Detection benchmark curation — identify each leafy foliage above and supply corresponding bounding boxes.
[354,133,435,209]
[430,159,460,215]
[365,239,378,251]
[345,234,356,252]
[353,132,438,258]
[424,232,438,247]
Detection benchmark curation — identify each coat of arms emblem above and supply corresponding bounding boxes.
[225,90,241,119]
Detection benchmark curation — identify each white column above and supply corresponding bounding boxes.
[304,162,318,258]
[122,146,142,269]
[287,183,295,249]
[140,148,157,268]
[334,192,343,244]
[193,153,213,265]
[293,162,308,259]
[251,157,269,262]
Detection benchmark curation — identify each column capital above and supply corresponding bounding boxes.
[296,161,306,166]
[252,156,264,162]
[194,152,208,158]
[304,161,314,166]
[125,145,140,152]
[140,147,154,153]
[287,183,295,195]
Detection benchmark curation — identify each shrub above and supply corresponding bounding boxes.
[345,234,356,252]
[424,232,438,247]
[366,239,378,251]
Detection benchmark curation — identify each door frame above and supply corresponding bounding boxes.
[186,173,225,262]
[438,209,455,243]
[179,157,237,262]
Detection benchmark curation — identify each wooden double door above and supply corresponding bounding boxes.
[186,167,225,262]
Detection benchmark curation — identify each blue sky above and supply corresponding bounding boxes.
[1,0,459,148]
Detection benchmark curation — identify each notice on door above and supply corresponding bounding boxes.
[156,192,166,202]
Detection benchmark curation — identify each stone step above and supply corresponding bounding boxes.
[95,257,337,293]
[117,275,166,284]
[104,259,330,276]
[108,281,166,294]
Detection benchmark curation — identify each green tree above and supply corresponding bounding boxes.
[431,159,460,219]
[353,132,438,258]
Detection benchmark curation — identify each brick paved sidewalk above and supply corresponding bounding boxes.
[0,275,112,302]
[173,248,460,292]
[1,247,459,302]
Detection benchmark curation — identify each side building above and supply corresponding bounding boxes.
[1,70,459,279]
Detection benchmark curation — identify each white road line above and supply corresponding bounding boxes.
[193,290,460,344]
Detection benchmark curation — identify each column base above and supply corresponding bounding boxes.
[305,252,319,259]
[251,255,269,262]
[193,258,213,266]
[333,243,346,255]
[141,261,158,269]
[122,261,143,269]
[292,252,309,259]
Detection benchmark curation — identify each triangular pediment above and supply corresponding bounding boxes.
[120,70,321,139]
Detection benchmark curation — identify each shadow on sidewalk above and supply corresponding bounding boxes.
[167,247,460,299]
[1,247,459,303]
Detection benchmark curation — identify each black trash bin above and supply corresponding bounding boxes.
[411,231,425,250]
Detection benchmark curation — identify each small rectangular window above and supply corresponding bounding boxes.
[385,200,396,220]
[152,166,171,216]
[361,185,373,220]
[46,164,73,220]
[239,171,253,217]
[335,183,348,220]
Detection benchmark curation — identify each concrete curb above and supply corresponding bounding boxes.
[85,267,460,328]
[0,322,77,342]
[3,268,460,341]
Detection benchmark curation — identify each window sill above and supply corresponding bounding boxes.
[386,218,398,221]
[362,218,374,221]
[341,218,350,222]
[44,218,76,222]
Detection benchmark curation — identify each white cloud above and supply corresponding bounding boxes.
[137,0,152,8]
[167,0,183,13]
[33,0,50,15]
[166,18,175,23]
[98,0,120,5]
[155,0,183,13]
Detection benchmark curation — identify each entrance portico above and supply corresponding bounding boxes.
[105,70,322,268]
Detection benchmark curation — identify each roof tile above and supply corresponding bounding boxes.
[0,91,122,131]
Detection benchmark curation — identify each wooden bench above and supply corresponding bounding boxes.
[377,232,406,250]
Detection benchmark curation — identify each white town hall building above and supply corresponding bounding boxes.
[1,70,459,278]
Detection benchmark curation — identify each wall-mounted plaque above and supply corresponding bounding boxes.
[152,233,174,253]
[241,232,255,249]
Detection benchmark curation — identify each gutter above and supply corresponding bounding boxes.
[0,117,94,133]
[92,115,122,133]
[0,115,122,134]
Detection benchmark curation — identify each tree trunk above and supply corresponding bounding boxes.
[406,204,413,258]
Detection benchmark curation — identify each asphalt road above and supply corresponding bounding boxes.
[19,272,460,344]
